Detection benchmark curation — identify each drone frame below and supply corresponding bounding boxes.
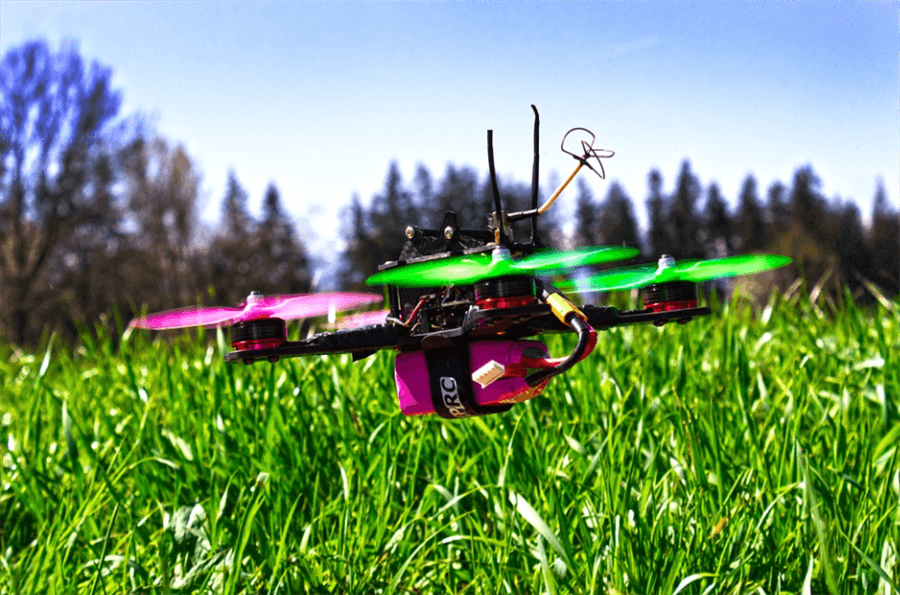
[224,106,711,374]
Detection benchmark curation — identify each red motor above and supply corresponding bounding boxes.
[641,281,699,313]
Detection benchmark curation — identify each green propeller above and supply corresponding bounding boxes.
[365,245,640,288]
[558,254,793,293]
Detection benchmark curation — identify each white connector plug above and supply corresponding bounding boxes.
[472,360,506,388]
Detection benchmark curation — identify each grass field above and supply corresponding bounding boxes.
[1,289,898,594]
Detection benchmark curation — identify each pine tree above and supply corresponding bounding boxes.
[339,164,418,290]
[735,175,766,252]
[835,201,872,293]
[413,164,434,228]
[372,162,415,229]
[870,182,900,295]
[702,182,732,258]
[573,178,598,247]
[645,169,671,257]
[766,181,790,235]
[338,193,373,290]
[669,161,704,259]
[597,181,641,252]
[434,164,482,226]
[372,162,417,267]
[789,166,826,236]
[259,183,312,294]
[768,169,841,294]
[222,170,252,240]
[209,171,257,304]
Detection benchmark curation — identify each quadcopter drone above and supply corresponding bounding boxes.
[130,107,790,419]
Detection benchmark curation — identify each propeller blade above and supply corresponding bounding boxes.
[129,306,243,330]
[334,308,389,330]
[560,267,659,293]
[516,245,640,273]
[365,245,639,288]
[130,292,383,330]
[659,254,793,282]
[251,292,383,322]
[560,254,793,293]
[366,253,498,287]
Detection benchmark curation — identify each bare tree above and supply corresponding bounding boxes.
[0,39,125,345]
[121,136,201,309]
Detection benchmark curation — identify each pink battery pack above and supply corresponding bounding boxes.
[394,339,551,416]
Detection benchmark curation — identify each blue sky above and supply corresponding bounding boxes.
[2,1,897,269]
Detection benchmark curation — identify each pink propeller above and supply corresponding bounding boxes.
[130,292,383,330]
[334,308,389,330]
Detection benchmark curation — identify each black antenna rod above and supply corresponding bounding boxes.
[530,105,540,245]
[487,129,506,245]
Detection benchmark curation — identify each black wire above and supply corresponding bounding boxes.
[530,105,540,245]
[525,316,593,387]
[487,130,506,245]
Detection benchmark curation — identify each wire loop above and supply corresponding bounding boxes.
[561,127,615,179]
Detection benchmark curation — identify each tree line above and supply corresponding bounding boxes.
[2,39,898,348]
[1,40,310,347]
[572,163,899,299]
[340,159,899,301]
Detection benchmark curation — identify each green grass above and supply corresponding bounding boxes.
[1,290,898,594]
